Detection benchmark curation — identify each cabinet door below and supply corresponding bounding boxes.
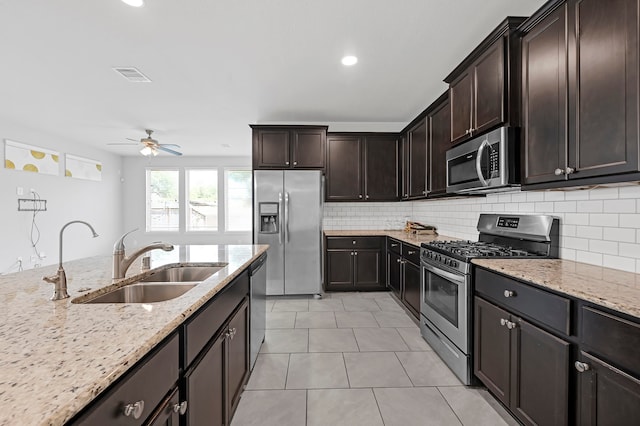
[474,297,511,406]
[473,37,505,135]
[354,249,383,289]
[567,0,639,178]
[408,118,428,198]
[401,133,410,199]
[292,129,325,169]
[227,300,249,421]
[522,5,568,185]
[326,135,363,201]
[450,70,473,143]
[186,333,225,426]
[387,251,402,297]
[147,388,180,426]
[577,351,640,426]
[364,134,399,200]
[254,129,290,168]
[402,260,420,319]
[326,250,354,289]
[511,319,570,426]
[429,95,451,195]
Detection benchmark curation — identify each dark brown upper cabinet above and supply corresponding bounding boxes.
[428,92,451,196]
[251,125,327,170]
[325,133,399,202]
[445,17,526,145]
[401,117,428,200]
[521,0,640,188]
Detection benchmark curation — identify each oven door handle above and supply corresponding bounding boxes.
[475,139,490,187]
[422,262,466,285]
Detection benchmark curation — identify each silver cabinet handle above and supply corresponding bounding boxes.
[506,321,517,330]
[396,258,401,263]
[365,195,369,199]
[123,400,145,419]
[359,194,363,199]
[351,252,354,256]
[500,318,507,327]
[354,252,358,256]
[407,250,416,255]
[173,401,188,415]
[565,167,575,175]
[575,361,590,372]
[285,161,290,165]
[422,191,426,195]
[554,168,565,176]
[391,243,398,247]
[293,161,297,166]
[352,240,356,244]
[504,290,515,298]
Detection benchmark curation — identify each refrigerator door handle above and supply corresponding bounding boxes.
[285,192,290,242]
[278,192,283,245]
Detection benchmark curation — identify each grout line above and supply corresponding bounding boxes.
[370,387,387,426]
[342,352,352,388]
[305,389,309,426]
[352,328,361,352]
[284,353,292,390]
[393,351,416,387]
[436,386,464,426]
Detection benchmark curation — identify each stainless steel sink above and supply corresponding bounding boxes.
[76,263,228,304]
[82,282,198,303]
[139,264,227,283]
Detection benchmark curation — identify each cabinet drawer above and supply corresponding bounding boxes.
[475,268,571,335]
[581,306,640,377]
[185,270,249,366]
[402,243,420,265]
[73,333,179,425]
[326,236,382,249]
[387,238,402,254]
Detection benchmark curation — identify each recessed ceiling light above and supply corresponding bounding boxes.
[121,0,144,7]
[222,144,231,148]
[341,55,358,66]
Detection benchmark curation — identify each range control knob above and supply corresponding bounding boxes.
[450,260,458,268]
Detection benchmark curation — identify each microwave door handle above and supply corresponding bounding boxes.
[475,139,490,187]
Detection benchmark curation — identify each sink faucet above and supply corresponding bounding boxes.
[112,228,174,280]
[43,220,99,301]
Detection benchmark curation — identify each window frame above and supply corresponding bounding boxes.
[145,167,181,233]
[223,167,253,233]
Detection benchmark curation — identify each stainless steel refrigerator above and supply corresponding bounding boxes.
[253,170,323,296]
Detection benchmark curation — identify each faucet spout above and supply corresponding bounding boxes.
[43,220,99,301]
[112,230,174,280]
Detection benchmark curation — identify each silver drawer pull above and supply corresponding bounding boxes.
[506,320,517,330]
[123,400,145,419]
[396,258,401,263]
[173,401,188,415]
[407,250,416,255]
[391,243,398,247]
[500,318,507,327]
[504,290,515,298]
[575,361,590,373]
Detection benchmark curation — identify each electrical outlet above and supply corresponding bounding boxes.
[39,252,46,259]
[30,255,38,263]
[16,187,24,196]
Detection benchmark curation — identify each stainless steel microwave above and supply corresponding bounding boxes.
[446,126,520,194]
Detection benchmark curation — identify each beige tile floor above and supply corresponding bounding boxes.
[231,292,517,426]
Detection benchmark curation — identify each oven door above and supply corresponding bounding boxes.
[420,262,469,353]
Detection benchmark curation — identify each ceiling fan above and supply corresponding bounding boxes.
[107,129,182,156]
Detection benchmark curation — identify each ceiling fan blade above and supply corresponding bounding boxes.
[107,142,139,146]
[156,145,183,156]
[158,143,181,148]
[126,138,139,142]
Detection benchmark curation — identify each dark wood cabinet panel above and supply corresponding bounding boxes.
[227,300,249,421]
[511,318,569,426]
[428,93,450,195]
[567,0,639,178]
[186,332,225,426]
[387,251,402,298]
[450,71,473,143]
[326,135,363,201]
[364,134,399,200]
[251,125,327,170]
[408,118,428,198]
[147,388,180,426]
[354,250,383,288]
[325,236,385,291]
[474,38,505,135]
[577,351,640,426]
[253,129,290,169]
[292,128,325,168]
[522,4,568,185]
[326,250,355,289]
[402,260,420,318]
[474,296,512,406]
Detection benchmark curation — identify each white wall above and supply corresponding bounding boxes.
[121,155,252,248]
[0,120,123,274]
[324,185,640,274]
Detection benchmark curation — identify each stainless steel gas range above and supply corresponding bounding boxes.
[419,214,559,385]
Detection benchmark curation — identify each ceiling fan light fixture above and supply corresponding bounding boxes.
[140,146,153,156]
[121,0,144,7]
[341,55,358,66]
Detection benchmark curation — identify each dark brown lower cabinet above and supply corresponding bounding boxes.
[387,251,402,298]
[577,351,640,426]
[385,239,420,319]
[325,237,385,291]
[474,296,570,426]
[186,299,249,426]
[402,260,420,319]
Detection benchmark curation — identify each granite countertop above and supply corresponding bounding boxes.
[324,230,459,246]
[472,258,640,319]
[0,244,268,426]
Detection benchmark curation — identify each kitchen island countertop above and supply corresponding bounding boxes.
[472,258,640,319]
[0,244,268,426]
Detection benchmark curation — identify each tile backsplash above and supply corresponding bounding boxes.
[323,184,640,273]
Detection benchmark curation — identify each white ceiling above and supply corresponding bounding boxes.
[0,0,546,157]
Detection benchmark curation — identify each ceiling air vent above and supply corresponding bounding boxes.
[112,67,152,83]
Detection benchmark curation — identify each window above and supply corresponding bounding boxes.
[146,169,179,231]
[225,169,252,231]
[186,169,218,231]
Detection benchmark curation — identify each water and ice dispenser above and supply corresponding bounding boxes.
[258,202,279,233]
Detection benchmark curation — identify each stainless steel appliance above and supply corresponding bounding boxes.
[253,170,323,296]
[249,253,267,370]
[446,126,520,194]
[420,214,559,385]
